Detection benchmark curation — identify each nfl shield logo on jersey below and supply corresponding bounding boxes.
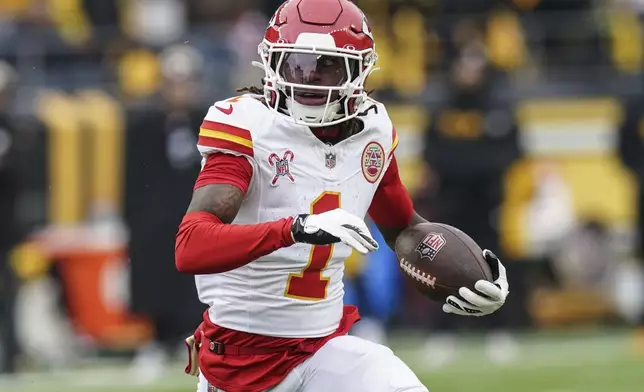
[415,233,446,261]
[268,150,295,186]
[325,152,336,169]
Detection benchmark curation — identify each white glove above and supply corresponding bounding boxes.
[443,249,509,316]
[291,208,379,254]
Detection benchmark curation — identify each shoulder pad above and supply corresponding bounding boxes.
[360,98,398,157]
[198,95,266,157]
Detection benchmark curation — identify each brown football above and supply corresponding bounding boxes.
[394,222,494,302]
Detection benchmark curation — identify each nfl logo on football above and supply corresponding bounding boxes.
[415,233,446,261]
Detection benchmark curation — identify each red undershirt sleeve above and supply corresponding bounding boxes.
[194,152,253,193]
[175,153,295,275]
[368,155,414,229]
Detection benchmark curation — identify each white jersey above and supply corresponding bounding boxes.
[194,94,399,338]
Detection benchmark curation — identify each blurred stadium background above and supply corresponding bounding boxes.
[1,0,644,391]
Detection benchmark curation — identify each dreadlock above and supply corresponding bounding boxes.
[235,85,377,139]
[236,86,264,95]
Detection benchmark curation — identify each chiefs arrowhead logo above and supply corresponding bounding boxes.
[215,104,233,115]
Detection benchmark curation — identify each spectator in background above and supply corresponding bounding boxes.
[435,0,498,70]
[0,0,51,67]
[0,61,19,374]
[125,0,187,47]
[124,45,206,383]
[226,7,267,92]
[420,37,522,367]
[519,0,606,71]
[617,89,644,352]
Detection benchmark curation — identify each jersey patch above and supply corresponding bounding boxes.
[268,150,295,186]
[361,141,385,183]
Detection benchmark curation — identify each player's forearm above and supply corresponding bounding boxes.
[367,155,418,249]
[175,211,295,274]
[376,212,428,250]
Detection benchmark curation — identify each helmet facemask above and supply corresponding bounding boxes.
[256,41,378,127]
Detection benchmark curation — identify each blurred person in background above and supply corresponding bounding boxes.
[0,0,51,67]
[226,7,268,92]
[125,0,187,47]
[124,45,206,382]
[617,87,644,350]
[0,61,19,374]
[434,0,497,69]
[512,0,604,70]
[421,29,522,367]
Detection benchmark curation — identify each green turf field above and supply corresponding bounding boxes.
[1,330,642,392]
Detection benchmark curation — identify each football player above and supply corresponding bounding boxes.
[175,1,509,391]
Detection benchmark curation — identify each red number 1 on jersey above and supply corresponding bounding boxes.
[284,191,340,301]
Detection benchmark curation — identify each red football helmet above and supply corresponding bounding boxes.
[256,0,378,127]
